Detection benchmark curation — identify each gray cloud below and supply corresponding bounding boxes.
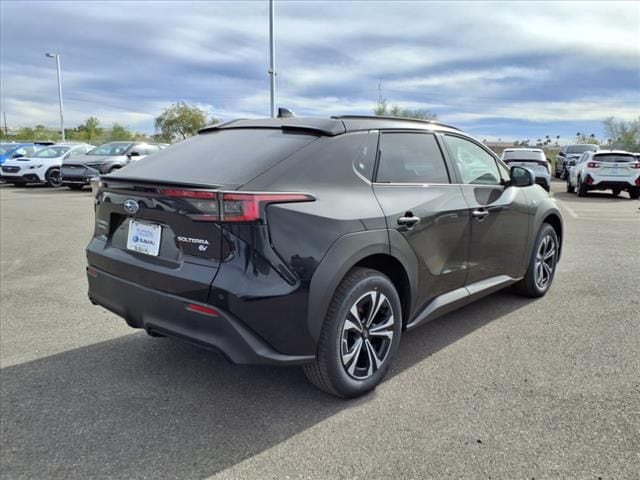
[1,0,638,140]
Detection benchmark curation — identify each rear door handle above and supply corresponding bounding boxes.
[397,215,420,227]
[472,209,489,221]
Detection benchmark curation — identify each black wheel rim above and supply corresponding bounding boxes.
[341,291,394,380]
[534,234,556,289]
[48,169,62,187]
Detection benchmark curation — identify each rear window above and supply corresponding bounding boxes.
[376,133,450,184]
[112,129,319,186]
[502,150,546,161]
[594,154,634,163]
[567,145,598,154]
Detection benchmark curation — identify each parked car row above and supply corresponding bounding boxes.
[555,144,599,179]
[565,149,640,199]
[0,141,168,189]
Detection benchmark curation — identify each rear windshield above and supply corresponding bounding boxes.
[112,129,319,186]
[567,145,598,154]
[594,154,634,163]
[88,142,133,156]
[502,150,546,161]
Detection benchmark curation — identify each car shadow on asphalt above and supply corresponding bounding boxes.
[0,290,534,479]
[0,184,90,194]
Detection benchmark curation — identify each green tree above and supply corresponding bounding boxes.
[74,116,103,142]
[109,123,133,141]
[603,116,640,151]
[374,98,437,121]
[154,102,214,142]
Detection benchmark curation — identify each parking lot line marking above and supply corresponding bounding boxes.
[558,202,579,219]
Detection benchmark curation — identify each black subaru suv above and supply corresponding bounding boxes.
[86,115,563,398]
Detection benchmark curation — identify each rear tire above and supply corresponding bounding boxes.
[514,224,559,298]
[629,188,640,200]
[577,177,588,197]
[303,267,402,398]
[611,188,621,197]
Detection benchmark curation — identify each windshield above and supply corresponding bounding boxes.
[502,150,546,161]
[594,154,635,163]
[0,145,19,155]
[567,145,598,154]
[87,142,133,156]
[33,146,71,158]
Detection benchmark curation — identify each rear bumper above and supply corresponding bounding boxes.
[586,177,637,189]
[87,265,314,366]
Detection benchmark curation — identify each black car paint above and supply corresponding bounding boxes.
[86,117,563,364]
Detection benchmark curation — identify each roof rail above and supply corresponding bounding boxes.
[331,115,461,131]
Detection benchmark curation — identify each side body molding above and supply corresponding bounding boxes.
[307,229,419,342]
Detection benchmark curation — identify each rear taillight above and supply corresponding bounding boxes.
[635,177,640,186]
[587,162,601,168]
[159,189,314,222]
[631,163,640,169]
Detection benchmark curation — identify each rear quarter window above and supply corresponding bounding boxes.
[111,129,320,186]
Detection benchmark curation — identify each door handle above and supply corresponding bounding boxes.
[397,215,420,227]
[472,209,489,221]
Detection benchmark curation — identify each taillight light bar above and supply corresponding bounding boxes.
[158,189,314,222]
[587,162,601,168]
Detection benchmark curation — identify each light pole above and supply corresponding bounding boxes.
[268,0,276,118]
[45,52,65,141]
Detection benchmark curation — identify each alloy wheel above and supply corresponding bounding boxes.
[341,291,395,380]
[534,234,556,289]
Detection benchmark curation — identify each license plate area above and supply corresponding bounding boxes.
[127,220,162,256]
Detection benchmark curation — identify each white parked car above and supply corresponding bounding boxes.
[0,143,94,187]
[501,148,551,191]
[566,150,640,199]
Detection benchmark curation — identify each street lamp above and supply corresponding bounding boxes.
[45,52,65,141]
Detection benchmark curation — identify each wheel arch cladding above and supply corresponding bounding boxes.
[542,212,563,260]
[307,229,418,342]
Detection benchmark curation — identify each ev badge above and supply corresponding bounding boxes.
[124,199,139,214]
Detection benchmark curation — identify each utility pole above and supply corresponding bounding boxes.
[45,53,65,141]
[268,0,276,118]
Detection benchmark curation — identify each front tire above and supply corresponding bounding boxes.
[566,178,575,193]
[514,224,559,298]
[45,168,62,188]
[304,267,402,398]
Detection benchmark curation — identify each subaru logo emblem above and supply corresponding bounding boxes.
[124,199,139,214]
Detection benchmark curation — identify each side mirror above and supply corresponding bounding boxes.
[11,153,24,158]
[558,152,565,157]
[510,166,534,187]
[127,151,141,158]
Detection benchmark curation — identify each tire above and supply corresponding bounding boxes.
[303,267,402,398]
[611,188,621,197]
[629,188,640,200]
[577,177,588,197]
[514,223,559,298]
[566,178,575,193]
[554,168,561,179]
[66,184,84,191]
[45,168,63,188]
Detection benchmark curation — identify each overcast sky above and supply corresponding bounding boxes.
[1,0,638,141]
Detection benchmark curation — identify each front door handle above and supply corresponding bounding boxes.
[472,209,489,221]
[397,215,420,227]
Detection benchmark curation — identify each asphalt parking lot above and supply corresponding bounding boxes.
[1,181,638,480]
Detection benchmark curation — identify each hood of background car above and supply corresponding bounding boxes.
[64,154,124,166]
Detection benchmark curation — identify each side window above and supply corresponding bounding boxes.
[15,148,27,156]
[376,133,450,184]
[443,135,503,185]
